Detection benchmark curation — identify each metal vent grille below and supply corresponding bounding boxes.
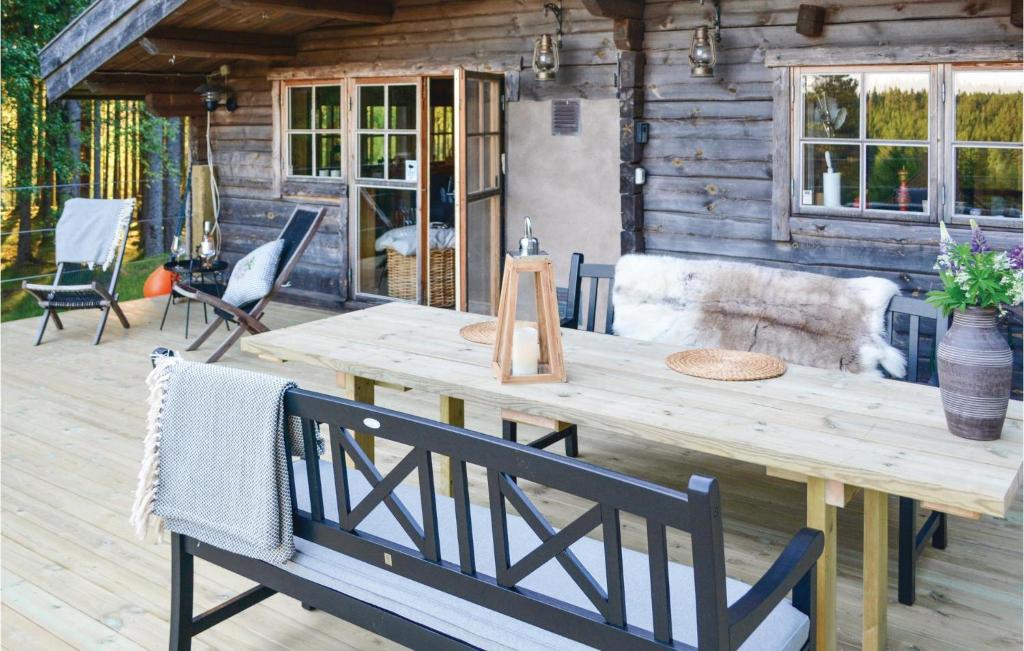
[551,100,581,136]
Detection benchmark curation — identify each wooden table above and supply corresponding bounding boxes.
[242,302,1023,651]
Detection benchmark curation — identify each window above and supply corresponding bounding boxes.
[356,83,419,181]
[950,69,1023,220]
[792,65,1022,224]
[287,84,342,178]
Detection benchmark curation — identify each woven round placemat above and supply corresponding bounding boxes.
[459,320,538,345]
[666,349,786,381]
[459,320,499,345]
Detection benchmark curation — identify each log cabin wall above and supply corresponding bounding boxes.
[193,0,1020,388]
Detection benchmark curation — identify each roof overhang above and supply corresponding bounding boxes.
[40,0,395,113]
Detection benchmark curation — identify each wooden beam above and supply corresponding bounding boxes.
[215,0,394,23]
[76,72,206,98]
[139,30,295,62]
[145,93,207,118]
[581,0,643,19]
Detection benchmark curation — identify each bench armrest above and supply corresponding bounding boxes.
[727,527,823,645]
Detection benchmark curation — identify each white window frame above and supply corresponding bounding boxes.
[943,63,1024,229]
[790,63,1022,228]
[354,82,420,184]
[284,81,344,180]
[792,65,939,223]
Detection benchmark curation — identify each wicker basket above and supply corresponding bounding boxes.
[386,247,455,307]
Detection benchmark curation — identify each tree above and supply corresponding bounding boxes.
[163,117,184,249]
[59,99,83,205]
[141,112,164,256]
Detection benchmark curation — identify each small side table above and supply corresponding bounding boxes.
[160,258,229,338]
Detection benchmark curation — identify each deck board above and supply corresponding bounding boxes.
[2,297,1021,650]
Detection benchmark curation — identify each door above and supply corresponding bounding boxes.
[350,78,422,302]
[455,69,505,314]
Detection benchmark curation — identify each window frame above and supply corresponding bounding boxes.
[791,64,939,224]
[788,63,1022,229]
[943,63,1024,229]
[354,81,421,184]
[283,80,345,180]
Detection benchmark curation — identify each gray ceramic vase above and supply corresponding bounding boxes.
[937,307,1013,441]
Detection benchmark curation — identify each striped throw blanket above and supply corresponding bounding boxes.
[131,358,314,564]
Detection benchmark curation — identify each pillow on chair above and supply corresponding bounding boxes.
[221,239,285,307]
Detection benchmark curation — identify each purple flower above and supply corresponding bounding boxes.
[969,219,991,253]
[1010,245,1023,271]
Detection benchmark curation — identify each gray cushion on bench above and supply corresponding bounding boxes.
[285,460,809,651]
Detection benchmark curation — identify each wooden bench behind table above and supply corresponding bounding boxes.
[169,389,824,650]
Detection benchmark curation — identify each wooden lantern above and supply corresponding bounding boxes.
[492,254,567,384]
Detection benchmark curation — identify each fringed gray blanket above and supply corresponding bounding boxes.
[55,198,134,270]
[613,255,905,377]
[131,358,310,564]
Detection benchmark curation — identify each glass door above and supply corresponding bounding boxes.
[351,79,421,301]
[455,69,504,314]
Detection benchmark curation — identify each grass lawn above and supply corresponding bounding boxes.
[1,255,168,322]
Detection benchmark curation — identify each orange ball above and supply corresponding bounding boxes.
[143,266,177,298]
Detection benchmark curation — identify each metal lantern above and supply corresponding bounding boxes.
[689,25,717,78]
[533,34,559,81]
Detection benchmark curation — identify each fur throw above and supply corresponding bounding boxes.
[612,255,906,377]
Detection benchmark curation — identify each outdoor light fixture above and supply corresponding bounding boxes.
[195,66,237,112]
[689,0,721,78]
[533,1,564,81]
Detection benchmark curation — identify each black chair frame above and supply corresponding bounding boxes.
[170,389,823,650]
[885,295,950,606]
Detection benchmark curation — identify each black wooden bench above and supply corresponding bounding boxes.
[168,388,823,650]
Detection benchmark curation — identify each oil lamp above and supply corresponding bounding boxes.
[689,25,717,78]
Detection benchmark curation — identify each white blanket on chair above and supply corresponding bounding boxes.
[612,255,905,376]
[55,198,134,270]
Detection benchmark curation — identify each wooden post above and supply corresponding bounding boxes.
[338,372,375,462]
[806,477,837,651]
[863,489,889,651]
[439,395,465,497]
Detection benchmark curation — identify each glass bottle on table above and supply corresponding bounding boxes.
[199,221,217,268]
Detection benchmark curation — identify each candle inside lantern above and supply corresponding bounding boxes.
[511,326,540,376]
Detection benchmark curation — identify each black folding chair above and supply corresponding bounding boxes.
[175,205,327,363]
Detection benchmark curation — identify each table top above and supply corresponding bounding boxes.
[242,302,1023,518]
[164,258,228,273]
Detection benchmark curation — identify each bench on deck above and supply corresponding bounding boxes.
[168,389,823,650]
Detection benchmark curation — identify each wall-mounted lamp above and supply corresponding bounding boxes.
[195,65,238,112]
[689,25,717,78]
[533,1,564,81]
[689,0,721,78]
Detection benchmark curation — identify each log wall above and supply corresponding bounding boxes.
[196,1,1022,392]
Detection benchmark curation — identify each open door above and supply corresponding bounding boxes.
[454,68,505,314]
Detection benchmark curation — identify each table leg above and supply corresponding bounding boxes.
[439,395,464,497]
[337,373,375,462]
[807,477,837,651]
[862,489,889,651]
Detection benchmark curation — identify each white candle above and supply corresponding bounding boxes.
[511,326,540,376]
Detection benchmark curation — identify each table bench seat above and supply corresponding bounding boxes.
[288,460,810,651]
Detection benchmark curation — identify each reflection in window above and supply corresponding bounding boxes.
[356,84,418,182]
[953,70,1023,219]
[799,70,930,215]
[357,187,418,299]
[287,85,342,177]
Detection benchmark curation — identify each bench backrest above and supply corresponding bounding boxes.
[283,388,741,650]
[885,295,948,385]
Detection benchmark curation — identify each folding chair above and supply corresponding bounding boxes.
[175,205,327,363]
[22,198,135,346]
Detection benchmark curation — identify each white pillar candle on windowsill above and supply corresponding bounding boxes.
[511,326,540,376]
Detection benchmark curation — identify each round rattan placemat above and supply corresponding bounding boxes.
[666,349,787,381]
[459,320,498,345]
[459,320,538,345]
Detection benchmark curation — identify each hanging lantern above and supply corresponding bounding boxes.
[689,25,717,78]
[533,34,560,81]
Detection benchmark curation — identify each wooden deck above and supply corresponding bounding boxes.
[2,297,1021,650]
